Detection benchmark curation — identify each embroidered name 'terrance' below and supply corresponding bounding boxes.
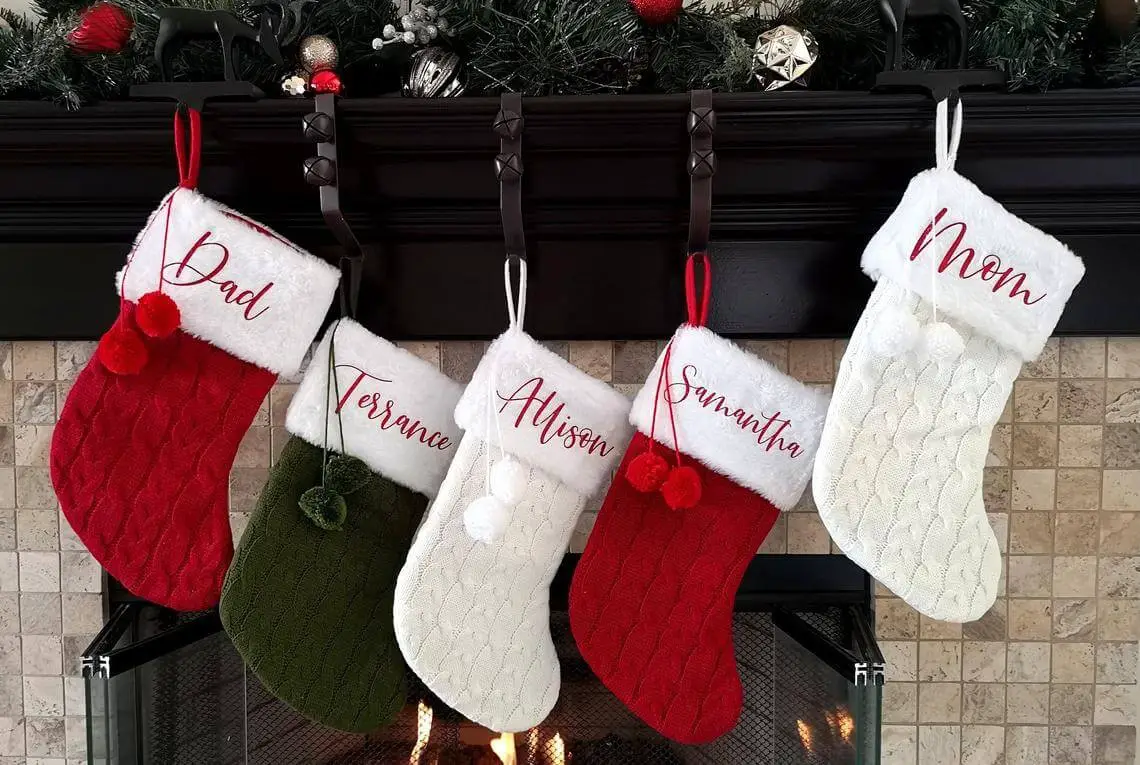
[334,363,453,451]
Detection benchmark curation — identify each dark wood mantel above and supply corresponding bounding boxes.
[1,89,1139,340]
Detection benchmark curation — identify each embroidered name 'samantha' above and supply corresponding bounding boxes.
[334,364,452,451]
[665,363,804,458]
[497,377,615,457]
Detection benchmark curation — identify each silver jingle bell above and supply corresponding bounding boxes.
[752,24,819,92]
[403,46,466,98]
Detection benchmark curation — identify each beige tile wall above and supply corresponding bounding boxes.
[0,337,1136,765]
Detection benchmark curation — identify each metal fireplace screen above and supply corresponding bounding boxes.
[96,608,871,765]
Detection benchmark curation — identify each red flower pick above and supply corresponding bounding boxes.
[67,3,133,56]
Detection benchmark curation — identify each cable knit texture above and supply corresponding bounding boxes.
[51,302,273,611]
[219,437,425,733]
[393,434,582,732]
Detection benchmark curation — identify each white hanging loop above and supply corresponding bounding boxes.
[923,96,966,362]
[934,97,963,171]
[504,256,528,332]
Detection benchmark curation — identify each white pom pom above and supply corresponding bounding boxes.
[489,458,527,505]
[463,495,511,544]
[870,308,921,358]
[923,321,965,361]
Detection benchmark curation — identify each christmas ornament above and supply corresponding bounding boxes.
[310,68,343,95]
[752,24,818,91]
[570,254,828,745]
[299,33,338,73]
[66,2,133,55]
[813,99,1086,623]
[281,72,309,96]
[51,111,340,611]
[631,0,683,24]
[394,258,632,733]
[403,46,465,97]
[221,318,462,733]
[372,5,451,51]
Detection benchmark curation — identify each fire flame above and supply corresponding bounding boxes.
[409,700,433,765]
[490,732,517,765]
[835,708,855,745]
[550,732,566,765]
[796,719,813,754]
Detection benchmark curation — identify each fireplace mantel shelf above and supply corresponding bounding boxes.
[1,89,1138,340]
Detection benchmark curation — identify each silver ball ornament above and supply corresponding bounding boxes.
[280,72,309,97]
[464,495,510,543]
[752,24,819,91]
[299,34,339,74]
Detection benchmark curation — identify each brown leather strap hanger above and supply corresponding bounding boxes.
[687,90,716,257]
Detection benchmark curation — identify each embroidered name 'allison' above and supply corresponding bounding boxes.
[497,377,615,457]
[333,364,452,451]
[665,364,804,458]
[161,231,275,320]
[910,208,1046,306]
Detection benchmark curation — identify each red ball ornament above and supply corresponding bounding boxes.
[67,2,133,55]
[97,325,147,375]
[310,69,343,95]
[630,0,683,25]
[661,464,702,510]
[626,450,669,493]
[136,291,181,339]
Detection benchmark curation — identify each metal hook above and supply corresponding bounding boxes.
[495,92,526,264]
[303,92,364,319]
[687,90,716,256]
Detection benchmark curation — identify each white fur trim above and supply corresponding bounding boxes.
[453,330,632,497]
[629,326,828,511]
[862,169,1085,361]
[118,188,341,376]
[285,319,463,498]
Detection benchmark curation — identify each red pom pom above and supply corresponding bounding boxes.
[97,325,147,375]
[626,450,669,493]
[630,0,682,24]
[67,2,133,55]
[662,465,702,510]
[136,291,181,338]
[310,69,343,95]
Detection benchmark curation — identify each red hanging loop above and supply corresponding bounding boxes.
[685,252,711,327]
[173,106,202,190]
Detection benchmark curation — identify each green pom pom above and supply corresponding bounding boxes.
[299,486,347,531]
[324,455,372,495]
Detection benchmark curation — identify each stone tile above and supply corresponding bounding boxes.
[0,677,21,716]
[24,715,64,757]
[985,467,1012,510]
[233,426,271,469]
[1050,726,1092,765]
[1097,557,1139,598]
[1061,338,1107,378]
[19,594,59,634]
[1094,685,1135,726]
[0,593,17,634]
[15,468,57,510]
[740,340,788,373]
[1061,380,1107,423]
[396,341,440,368]
[1016,380,1059,422]
[13,343,55,381]
[788,339,833,383]
[1009,555,1053,597]
[1107,338,1140,378]
[1054,557,1098,598]
[440,341,486,383]
[611,341,658,384]
[989,512,1010,553]
[882,725,918,765]
[963,641,1006,683]
[785,513,830,553]
[1007,599,1052,641]
[1098,600,1140,641]
[267,385,295,428]
[59,553,99,595]
[1008,683,1050,723]
[962,725,1005,765]
[18,553,58,593]
[1056,514,1100,554]
[270,426,290,464]
[61,635,93,676]
[13,383,55,425]
[1007,726,1049,765]
[1013,424,1058,467]
[919,641,962,682]
[987,424,1011,467]
[61,594,101,635]
[23,676,63,716]
[63,716,84,759]
[1054,599,1098,642]
[0,344,9,380]
[540,341,569,361]
[228,468,268,515]
[229,513,251,547]
[1099,513,1139,555]
[53,343,95,382]
[0,382,9,426]
[1013,469,1056,511]
[1095,642,1136,684]
[0,715,23,756]
[882,640,918,681]
[1059,425,1103,468]
[918,725,960,764]
[13,426,52,469]
[567,341,612,381]
[0,553,14,592]
[884,682,918,724]
[15,511,56,552]
[1103,425,1140,468]
[919,615,962,640]
[0,476,12,513]
[1009,641,1052,682]
[1104,380,1140,423]
[21,635,61,676]
[1052,642,1096,683]
[0,635,19,674]
[1059,469,1102,511]
[1051,684,1095,726]
[964,600,1008,641]
[0,428,11,467]
[1102,470,1140,511]
[1024,339,1060,379]
[963,683,1006,724]
[62,678,83,718]
[878,598,920,639]
[1092,725,1136,763]
[1011,513,1053,553]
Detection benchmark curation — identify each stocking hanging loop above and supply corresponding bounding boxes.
[504,256,527,331]
[684,253,711,327]
[173,105,201,190]
[934,97,963,171]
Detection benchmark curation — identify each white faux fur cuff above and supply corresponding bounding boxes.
[118,188,341,376]
[862,169,1085,361]
[454,330,633,497]
[285,320,463,498]
[629,326,828,511]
